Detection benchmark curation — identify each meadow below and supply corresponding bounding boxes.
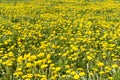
[0,0,120,80]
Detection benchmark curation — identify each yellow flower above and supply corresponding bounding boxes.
[41,64,48,69]
[22,75,27,79]
[111,54,115,57]
[17,56,23,63]
[97,62,104,67]
[66,70,71,73]
[99,71,105,75]
[41,78,47,80]
[105,70,110,73]
[13,71,23,77]
[112,64,118,68]
[77,68,83,71]
[103,55,106,59]
[51,76,57,80]
[58,53,62,56]
[16,68,22,71]
[2,54,8,59]
[62,75,66,78]
[72,57,77,61]
[89,72,93,76]
[46,54,51,59]
[40,75,46,78]
[0,59,2,63]
[71,71,76,75]
[24,53,31,59]
[105,66,111,70]
[27,74,33,78]
[25,79,30,80]
[65,65,70,68]
[74,74,80,79]
[8,52,14,57]
[37,52,45,57]
[87,56,92,60]
[50,63,55,67]
[80,46,86,51]
[48,60,52,63]
[108,77,113,80]
[62,53,68,57]
[55,67,61,71]
[28,55,37,61]
[7,62,13,66]
[71,45,78,51]
[92,68,98,72]
[79,72,85,76]
[25,63,33,68]
[2,59,13,66]
[34,74,41,77]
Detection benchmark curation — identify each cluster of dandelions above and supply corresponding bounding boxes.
[0,0,120,80]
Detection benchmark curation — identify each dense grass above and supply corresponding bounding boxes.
[0,0,120,80]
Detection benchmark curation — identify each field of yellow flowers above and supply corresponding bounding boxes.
[0,0,120,80]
